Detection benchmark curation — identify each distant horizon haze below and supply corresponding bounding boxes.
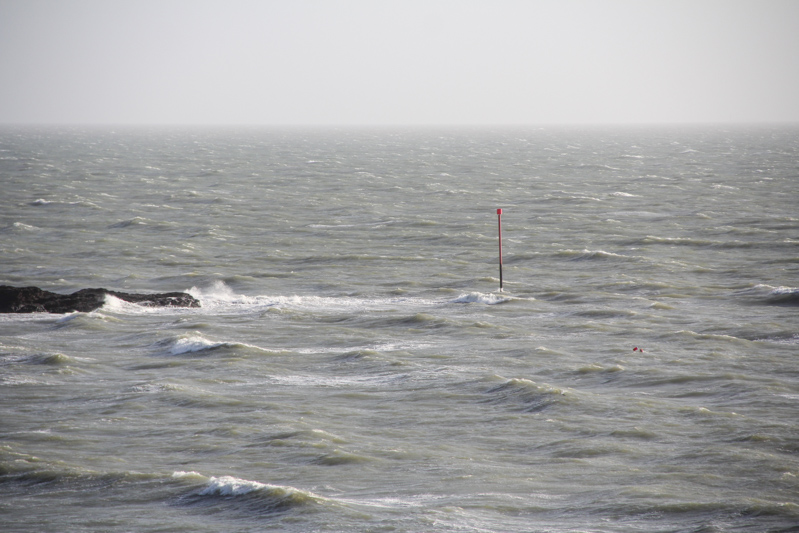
[2,0,798,126]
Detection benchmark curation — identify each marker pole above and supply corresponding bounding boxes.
[497,208,503,291]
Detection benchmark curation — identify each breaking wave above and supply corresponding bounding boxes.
[451,292,509,305]
[152,333,272,356]
[172,471,329,514]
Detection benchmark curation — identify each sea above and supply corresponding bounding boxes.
[1,125,797,532]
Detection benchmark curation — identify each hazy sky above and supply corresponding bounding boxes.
[2,0,798,125]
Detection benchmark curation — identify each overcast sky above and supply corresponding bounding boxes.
[1,0,798,126]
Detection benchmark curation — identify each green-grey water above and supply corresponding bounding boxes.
[1,125,798,532]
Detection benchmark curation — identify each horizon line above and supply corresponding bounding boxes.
[2,120,799,129]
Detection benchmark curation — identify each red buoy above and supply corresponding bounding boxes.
[497,209,503,291]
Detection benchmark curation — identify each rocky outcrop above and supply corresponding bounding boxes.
[0,285,200,313]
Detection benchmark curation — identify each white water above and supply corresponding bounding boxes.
[1,125,798,532]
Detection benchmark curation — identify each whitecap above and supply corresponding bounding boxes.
[189,280,440,313]
[560,249,631,261]
[266,373,402,388]
[9,222,40,231]
[741,284,799,306]
[451,292,508,305]
[155,332,272,356]
[200,475,269,496]
[99,294,198,316]
[173,471,327,504]
[770,285,799,295]
[168,335,226,355]
[188,280,258,307]
[101,294,153,314]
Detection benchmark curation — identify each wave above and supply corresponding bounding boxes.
[313,449,374,466]
[557,249,634,262]
[0,459,326,519]
[2,221,40,233]
[666,330,752,345]
[101,294,161,314]
[307,219,395,229]
[153,333,272,356]
[187,281,265,308]
[0,453,163,495]
[451,292,509,305]
[754,333,799,345]
[29,198,100,209]
[737,284,799,306]
[49,309,124,331]
[172,472,328,514]
[27,352,74,366]
[570,163,621,172]
[636,235,761,249]
[0,351,74,367]
[571,308,637,319]
[542,191,603,203]
[93,294,198,317]
[108,216,150,228]
[188,280,442,313]
[481,376,571,413]
[168,335,227,355]
[761,285,799,306]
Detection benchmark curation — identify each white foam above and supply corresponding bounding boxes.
[169,335,225,355]
[101,294,156,314]
[11,222,39,231]
[294,340,432,355]
[172,471,323,501]
[200,475,269,496]
[55,312,82,323]
[172,470,205,480]
[189,280,440,313]
[188,280,254,306]
[451,292,508,305]
[267,374,401,388]
[161,333,272,355]
[99,294,198,316]
[770,285,799,295]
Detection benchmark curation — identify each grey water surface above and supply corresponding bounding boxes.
[1,125,797,532]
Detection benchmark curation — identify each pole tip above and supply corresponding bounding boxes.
[497,208,503,214]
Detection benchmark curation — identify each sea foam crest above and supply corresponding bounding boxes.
[159,333,271,356]
[738,284,799,306]
[451,292,508,305]
[101,294,158,314]
[189,280,439,312]
[100,294,196,316]
[757,284,799,306]
[167,335,226,355]
[172,472,326,505]
[201,475,269,496]
[565,249,631,261]
[172,472,266,496]
[8,222,40,231]
[188,280,257,307]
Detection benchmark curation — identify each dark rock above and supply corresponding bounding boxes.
[0,285,200,313]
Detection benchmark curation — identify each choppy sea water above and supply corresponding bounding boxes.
[1,125,797,532]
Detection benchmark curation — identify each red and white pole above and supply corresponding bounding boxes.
[497,208,503,291]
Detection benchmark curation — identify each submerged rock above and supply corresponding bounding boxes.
[0,285,200,313]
